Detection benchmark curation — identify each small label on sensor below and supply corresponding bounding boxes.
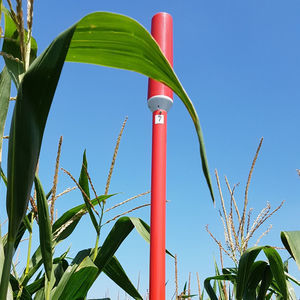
[155,114,164,124]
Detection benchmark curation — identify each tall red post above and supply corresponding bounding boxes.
[148,12,173,300]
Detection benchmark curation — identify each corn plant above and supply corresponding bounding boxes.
[203,140,300,299]
[206,139,285,266]
[204,233,300,300]
[0,118,156,299]
[0,0,216,299]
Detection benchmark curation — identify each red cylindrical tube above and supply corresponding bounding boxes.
[149,110,167,300]
[148,12,173,300]
[148,12,173,100]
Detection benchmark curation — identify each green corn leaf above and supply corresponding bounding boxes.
[129,217,174,257]
[263,246,287,299]
[285,272,300,286]
[0,167,7,186]
[52,194,111,243]
[257,265,273,300]
[281,231,300,270]
[5,25,75,250]
[222,267,238,275]
[52,257,98,300]
[2,212,33,253]
[94,216,135,272]
[0,226,3,279]
[28,254,71,295]
[79,150,99,234]
[269,278,282,295]
[46,189,53,200]
[34,288,45,300]
[204,274,236,300]
[246,261,268,291]
[53,259,69,287]
[0,67,11,167]
[28,259,69,296]
[214,260,226,300]
[19,247,43,286]
[53,248,71,265]
[102,255,143,300]
[79,150,91,199]
[5,274,20,300]
[0,226,12,300]
[34,270,43,282]
[20,196,110,287]
[70,246,141,298]
[71,248,92,265]
[213,278,217,293]
[94,216,172,274]
[2,8,38,87]
[45,268,56,300]
[23,215,32,234]
[66,12,214,202]
[1,28,75,299]
[286,280,297,300]
[236,246,263,300]
[34,176,53,281]
[50,264,77,299]
[69,217,170,299]
[26,277,44,296]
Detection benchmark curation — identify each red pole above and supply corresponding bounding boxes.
[148,12,173,300]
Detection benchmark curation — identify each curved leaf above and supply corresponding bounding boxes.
[94,216,172,274]
[52,194,110,242]
[257,265,273,300]
[281,231,300,270]
[263,246,287,299]
[2,212,33,254]
[214,260,226,300]
[247,261,268,291]
[0,67,11,167]
[67,12,214,202]
[34,176,53,281]
[236,246,263,300]
[79,150,99,234]
[130,217,174,257]
[6,25,75,248]
[20,195,110,286]
[204,274,236,300]
[94,216,135,272]
[103,255,142,300]
[71,247,142,299]
[0,167,7,186]
[0,226,13,300]
[52,257,98,300]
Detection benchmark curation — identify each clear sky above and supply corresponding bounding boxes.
[1,0,300,299]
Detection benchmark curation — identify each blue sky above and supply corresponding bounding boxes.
[1,0,300,298]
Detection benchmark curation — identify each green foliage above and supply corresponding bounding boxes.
[281,231,300,270]
[0,2,216,299]
[34,177,53,281]
[204,239,300,300]
[2,8,37,87]
[0,67,11,166]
